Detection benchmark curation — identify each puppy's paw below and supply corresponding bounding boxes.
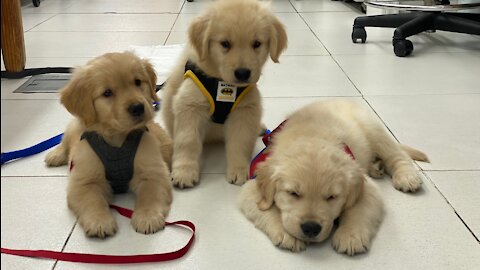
[332,227,370,256]
[44,147,68,167]
[131,209,165,234]
[271,231,307,252]
[368,159,385,179]
[171,166,199,189]
[227,166,248,186]
[80,212,118,238]
[393,170,423,192]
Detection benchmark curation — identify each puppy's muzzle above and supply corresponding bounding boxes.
[128,103,145,118]
[234,68,251,82]
[301,221,322,238]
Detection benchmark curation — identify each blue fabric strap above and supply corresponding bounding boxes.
[1,133,63,165]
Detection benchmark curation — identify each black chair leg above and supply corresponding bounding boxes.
[353,12,420,28]
[392,12,436,39]
[352,13,422,43]
[391,12,439,56]
[435,13,480,35]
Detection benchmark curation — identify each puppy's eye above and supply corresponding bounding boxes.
[134,79,142,87]
[220,40,231,49]
[327,195,337,201]
[252,40,262,49]
[103,89,113,97]
[288,191,300,199]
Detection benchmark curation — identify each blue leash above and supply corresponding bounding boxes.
[1,133,63,165]
[1,102,161,166]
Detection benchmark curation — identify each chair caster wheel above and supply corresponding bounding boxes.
[32,0,40,7]
[393,39,413,57]
[352,27,367,43]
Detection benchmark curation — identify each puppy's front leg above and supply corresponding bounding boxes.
[171,105,209,188]
[131,170,172,234]
[45,120,81,167]
[67,179,117,238]
[332,180,384,256]
[239,181,307,252]
[225,106,261,185]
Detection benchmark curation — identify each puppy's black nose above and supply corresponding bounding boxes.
[301,221,322,238]
[234,68,251,82]
[128,103,145,117]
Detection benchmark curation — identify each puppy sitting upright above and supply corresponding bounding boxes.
[239,100,429,255]
[162,0,287,188]
[45,52,173,238]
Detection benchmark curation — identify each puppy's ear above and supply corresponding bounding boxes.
[141,59,159,102]
[345,170,365,209]
[60,67,96,126]
[188,15,211,61]
[256,161,277,211]
[269,16,288,63]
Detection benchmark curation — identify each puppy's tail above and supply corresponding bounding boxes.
[401,144,430,163]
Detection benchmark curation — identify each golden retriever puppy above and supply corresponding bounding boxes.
[45,52,173,238]
[162,0,287,188]
[239,100,429,255]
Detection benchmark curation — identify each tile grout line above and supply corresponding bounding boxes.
[51,220,79,270]
[421,172,480,243]
[294,8,333,56]
[24,13,58,32]
[163,1,187,46]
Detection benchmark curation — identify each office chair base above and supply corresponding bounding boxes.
[352,12,480,56]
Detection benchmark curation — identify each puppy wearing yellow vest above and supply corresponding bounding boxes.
[161,0,287,188]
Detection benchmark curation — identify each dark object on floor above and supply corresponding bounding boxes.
[14,74,71,93]
[32,0,40,7]
[351,1,480,57]
[2,67,166,93]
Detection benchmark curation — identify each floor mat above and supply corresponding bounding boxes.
[14,74,71,93]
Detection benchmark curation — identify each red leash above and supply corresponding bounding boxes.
[1,205,195,264]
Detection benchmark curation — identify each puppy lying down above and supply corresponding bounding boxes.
[239,100,429,255]
[45,52,173,238]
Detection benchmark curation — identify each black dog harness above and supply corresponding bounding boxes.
[81,128,146,194]
[183,61,253,124]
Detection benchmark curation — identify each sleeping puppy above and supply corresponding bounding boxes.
[45,52,173,238]
[239,100,429,255]
[162,0,287,188]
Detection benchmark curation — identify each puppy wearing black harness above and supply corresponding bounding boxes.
[161,0,288,188]
[45,52,173,238]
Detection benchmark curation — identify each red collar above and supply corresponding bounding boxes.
[343,144,355,160]
[250,120,355,178]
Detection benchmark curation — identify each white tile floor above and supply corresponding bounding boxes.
[1,0,480,269]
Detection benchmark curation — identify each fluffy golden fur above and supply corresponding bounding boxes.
[45,52,173,238]
[239,100,429,255]
[162,0,287,188]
